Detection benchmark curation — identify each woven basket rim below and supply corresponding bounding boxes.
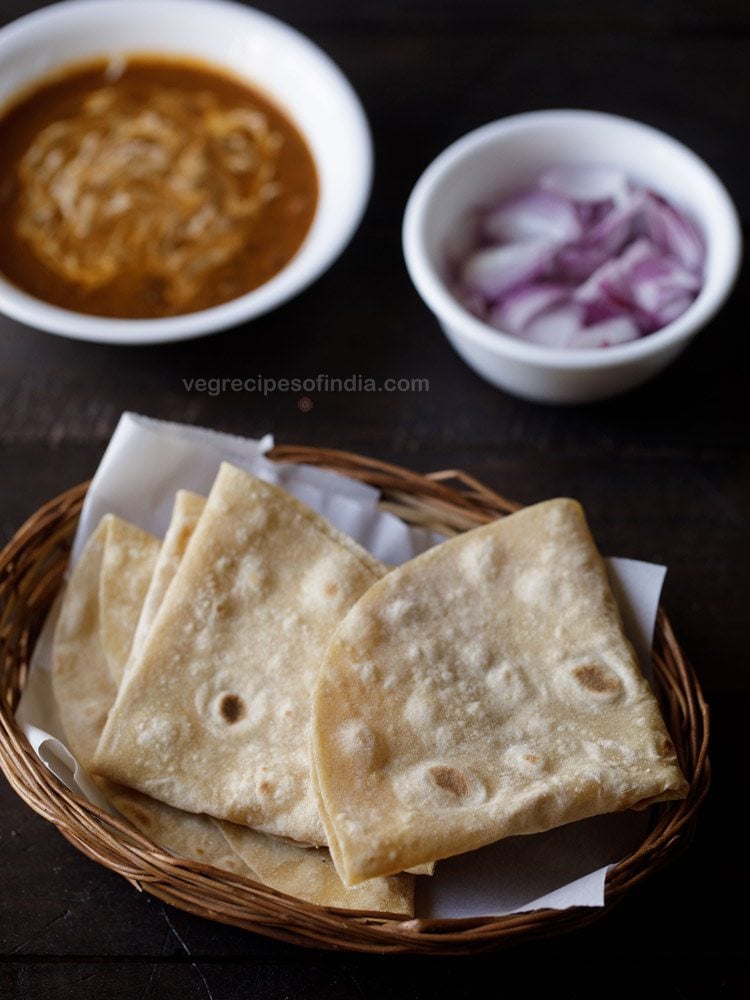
[0,445,711,955]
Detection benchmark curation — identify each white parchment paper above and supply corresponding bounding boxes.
[17,412,667,918]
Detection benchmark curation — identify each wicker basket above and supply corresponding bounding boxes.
[0,446,710,955]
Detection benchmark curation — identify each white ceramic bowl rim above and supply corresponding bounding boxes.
[403,109,742,371]
[0,0,373,344]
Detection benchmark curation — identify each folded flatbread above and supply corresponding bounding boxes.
[53,503,413,913]
[130,490,206,664]
[94,463,386,846]
[53,515,159,765]
[312,498,689,885]
[50,513,247,873]
[128,489,412,910]
[218,822,413,914]
[98,515,161,687]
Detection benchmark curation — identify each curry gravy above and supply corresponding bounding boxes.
[0,57,318,318]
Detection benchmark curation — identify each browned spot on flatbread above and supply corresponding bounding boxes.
[219,693,246,724]
[573,664,623,695]
[324,581,339,597]
[258,780,275,795]
[428,765,469,798]
[524,753,539,764]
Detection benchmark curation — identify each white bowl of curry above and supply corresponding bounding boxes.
[0,0,372,343]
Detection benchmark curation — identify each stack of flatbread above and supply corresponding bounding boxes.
[54,465,413,914]
[52,462,687,912]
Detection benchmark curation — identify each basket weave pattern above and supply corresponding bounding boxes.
[0,447,710,954]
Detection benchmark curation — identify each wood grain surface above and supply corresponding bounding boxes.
[0,1,747,996]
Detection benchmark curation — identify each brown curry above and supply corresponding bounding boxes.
[0,57,318,319]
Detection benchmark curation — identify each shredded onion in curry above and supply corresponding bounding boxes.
[16,86,283,307]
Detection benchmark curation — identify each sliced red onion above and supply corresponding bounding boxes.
[651,292,697,327]
[556,193,644,281]
[462,241,554,298]
[568,317,640,349]
[615,236,658,270]
[576,199,615,228]
[628,254,701,315]
[575,238,701,333]
[555,242,613,284]
[586,191,645,249]
[450,165,705,351]
[487,282,570,335]
[482,189,582,244]
[575,238,654,304]
[522,303,586,348]
[583,296,633,327]
[644,193,705,273]
[540,164,630,205]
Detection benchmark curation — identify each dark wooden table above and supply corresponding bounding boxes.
[1,1,747,996]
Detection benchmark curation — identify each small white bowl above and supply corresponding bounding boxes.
[0,0,372,344]
[403,110,741,404]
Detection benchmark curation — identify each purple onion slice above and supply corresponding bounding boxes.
[461,241,555,299]
[482,189,582,244]
[539,164,630,205]
[556,193,645,282]
[568,317,641,349]
[644,192,706,273]
[487,282,571,336]
[452,165,705,350]
[522,303,586,348]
